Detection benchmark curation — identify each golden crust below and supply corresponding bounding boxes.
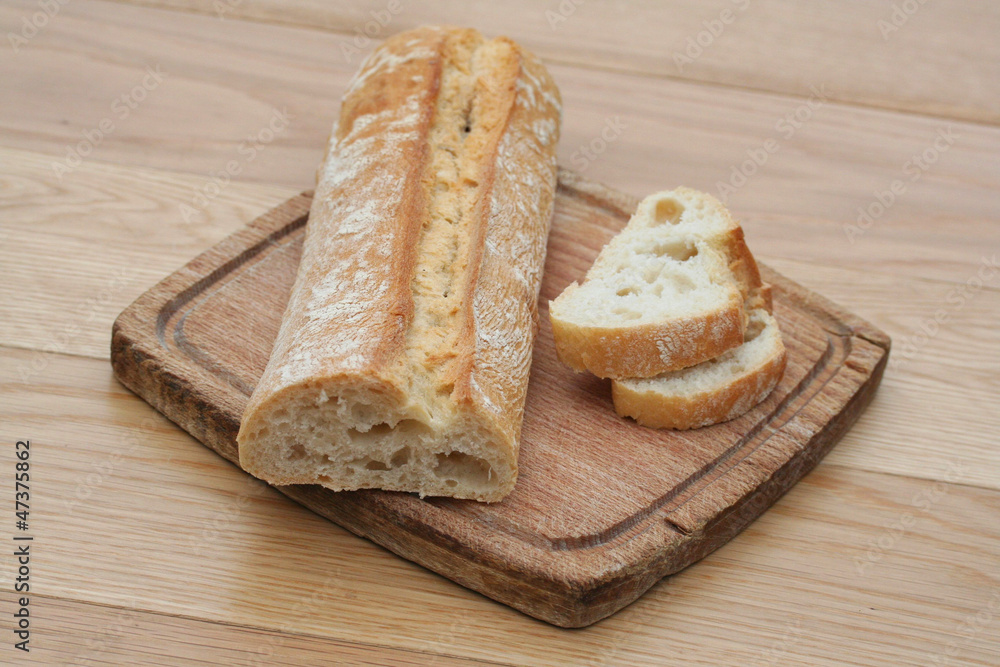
[610,341,786,430]
[722,225,763,300]
[550,299,746,378]
[237,26,561,501]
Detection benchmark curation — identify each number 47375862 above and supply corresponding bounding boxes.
[15,440,29,529]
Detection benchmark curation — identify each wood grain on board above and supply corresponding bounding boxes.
[109,172,888,626]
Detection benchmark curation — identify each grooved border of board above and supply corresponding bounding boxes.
[111,170,890,627]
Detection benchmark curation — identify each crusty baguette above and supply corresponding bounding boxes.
[611,286,786,430]
[236,26,562,502]
[549,188,761,379]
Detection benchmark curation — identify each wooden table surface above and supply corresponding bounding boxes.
[2,1,998,665]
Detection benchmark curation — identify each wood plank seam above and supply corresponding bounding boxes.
[10,591,517,666]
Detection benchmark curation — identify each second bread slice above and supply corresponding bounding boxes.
[611,286,786,429]
[549,188,761,379]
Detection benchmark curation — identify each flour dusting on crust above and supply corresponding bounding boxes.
[238,27,562,502]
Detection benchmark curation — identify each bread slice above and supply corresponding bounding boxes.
[549,188,761,379]
[236,27,562,502]
[611,286,786,430]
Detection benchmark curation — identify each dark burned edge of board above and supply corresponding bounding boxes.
[111,171,890,627]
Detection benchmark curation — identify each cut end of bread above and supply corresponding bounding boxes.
[549,188,758,378]
[611,300,786,430]
[238,383,516,503]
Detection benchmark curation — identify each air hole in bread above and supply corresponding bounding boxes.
[653,198,684,225]
[433,451,493,487]
[349,404,379,426]
[345,454,384,470]
[652,240,698,261]
[390,447,412,467]
[342,419,431,458]
[616,286,638,297]
[745,317,766,341]
[343,424,389,445]
[612,306,641,320]
[288,444,308,461]
[674,274,696,292]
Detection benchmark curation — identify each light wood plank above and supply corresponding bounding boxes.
[1,0,998,286]
[0,147,297,360]
[106,0,1000,124]
[1,593,503,666]
[1,348,998,665]
[764,257,1000,489]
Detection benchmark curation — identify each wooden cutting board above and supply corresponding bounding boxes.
[111,169,889,628]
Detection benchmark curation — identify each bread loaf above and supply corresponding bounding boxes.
[237,26,562,502]
[549,188,760,379]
